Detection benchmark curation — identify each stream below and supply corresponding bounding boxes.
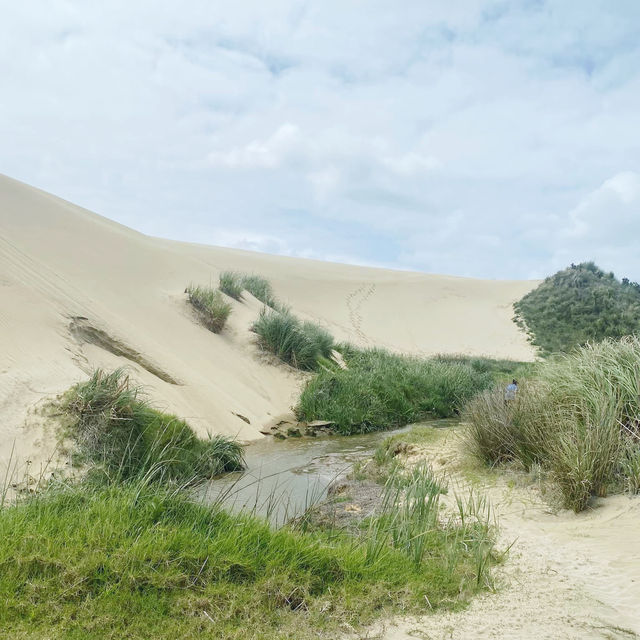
[198,418,457,525]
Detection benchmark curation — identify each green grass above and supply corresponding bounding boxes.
[252,309,334,371]
[64,369,244,484]
[186,284,232,333]
[219,271,244,300]
[240,274,288,312]
[514,261,640,354]
[464,337,640,511]
[296,347,495,434]
[0,470,496,639]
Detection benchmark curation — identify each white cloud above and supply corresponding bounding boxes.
[208,124,300,169]
[1,1,640,279]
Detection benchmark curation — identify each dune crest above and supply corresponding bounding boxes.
[0,174,537,469]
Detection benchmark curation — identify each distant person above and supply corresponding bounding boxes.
[505,379,518,401]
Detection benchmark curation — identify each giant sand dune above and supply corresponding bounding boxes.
[0,174,537,470]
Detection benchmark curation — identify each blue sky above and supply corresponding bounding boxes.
[1,1,639,279]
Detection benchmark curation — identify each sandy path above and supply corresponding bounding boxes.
[364,429,640,640]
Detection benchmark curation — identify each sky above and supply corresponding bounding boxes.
[1,1,639,280]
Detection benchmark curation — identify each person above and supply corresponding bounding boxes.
[505,379,518,401]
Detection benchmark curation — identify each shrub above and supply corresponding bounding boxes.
[252,309,334,370]
[514,262,640,354]
[464,337,640,511]
[296,347,493,434]
[219,271,244,300]
[186,284,232,333]
[65,369,244,484]
[241,274,278,308]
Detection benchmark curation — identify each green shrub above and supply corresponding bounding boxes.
[296,347,493,434]
[0,475,495,638]
[219,271,244,300]
[186,284,232,333]
[240,274,280,309]
[514,262,640,354]
[252,309,334,370]
[65,369,244,484]
[465,337,640,511]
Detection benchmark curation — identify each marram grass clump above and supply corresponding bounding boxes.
[297,347,494,434]
[64,369,244,484]
[186,284,232,333]
[464,337,640,511]
[252,309,334,370]
[240,273,288,311]
[219,270,244,300]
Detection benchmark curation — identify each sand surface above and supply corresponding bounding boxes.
[366,429,640,640]
[0,173,536,473]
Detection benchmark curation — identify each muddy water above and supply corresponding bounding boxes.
[198,419,457,525]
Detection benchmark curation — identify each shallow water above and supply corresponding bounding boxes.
[197,418,457,525]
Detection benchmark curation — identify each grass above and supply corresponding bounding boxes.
[296,347,495,434]
[64,369,244,485]
[514,261,640,355]
[464,337,640,511]
[219,271,244,300]
[252,309,334,371]
[186,284,232,333]
[240,274,288,312]
[0,466,496,639]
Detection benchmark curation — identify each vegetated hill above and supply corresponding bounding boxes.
[514,262,640,354]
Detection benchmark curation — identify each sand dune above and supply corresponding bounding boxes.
[0,174,537,470]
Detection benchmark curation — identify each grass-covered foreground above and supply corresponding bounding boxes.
[296,346,525,434]
[0,458,496,639]
[64,369,244,484]
[465,337,640,511]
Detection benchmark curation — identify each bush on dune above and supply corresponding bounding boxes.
[219,270,244,300]
[465,337,640,511]
[252,309,334,371]
[296,347,494,434]
[186,284,232,333]
[240,274,288,312]
[65,369,244,484]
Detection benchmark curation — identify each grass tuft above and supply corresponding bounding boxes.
[219,271,244,300]
[252,309,334,370]
[464,337,640,511]
[65,369,244,484]
[240,274,286,311]
[186,284,232,333]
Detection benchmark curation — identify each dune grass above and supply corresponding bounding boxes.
[186,284,232,333]
[252,309,334,370]
[464,337,640,511]
[296,347,494,434]
[0,461,496,639]
[240,273,288,311]
[219,271,244,300]
[64,369,244,485]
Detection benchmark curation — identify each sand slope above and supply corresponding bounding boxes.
[0,174,537,470]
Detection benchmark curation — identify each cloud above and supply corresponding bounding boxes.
[0,1,639,279]
[208,124,300,169]
[551,171,640,277]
